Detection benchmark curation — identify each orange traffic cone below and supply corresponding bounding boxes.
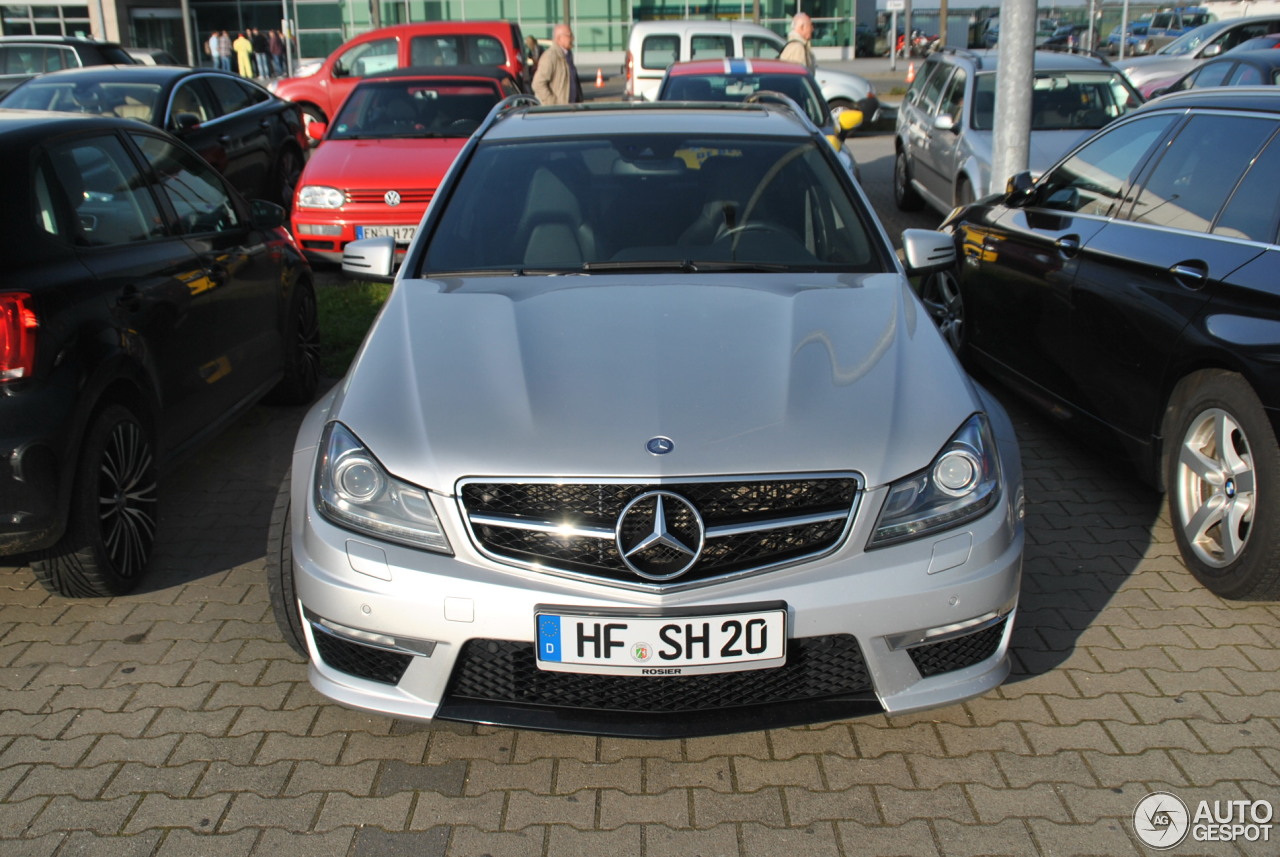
[906,62,916,84]
[595,68,604,88]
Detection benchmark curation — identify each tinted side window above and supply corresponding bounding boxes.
[1216,131,1280,242]
[131,133,241,235]
[690,35,732,60]
[904,59,943,107]
[40,135,164,246]
[1132,114,1275,233]
[1228,64,1264,86]
[640,35,678,70]
[205,75,253,113]
[1037,114,1176,216]
[468,35,507,66]
[917,66,952,115]
[939,69,966,121]
[170,80,216,124]
[1192,61,1233,88]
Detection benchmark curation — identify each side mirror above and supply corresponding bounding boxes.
[332,62,349,78]
[1203,44,1222,58]
[307,121,327,141]
[342,236,397,281]
[249,199,287,229]
[1004,171,1036,207]
[1148,86,1169,99]
[933,113,958,132]
[171,112,201,133]
[900,229,957,276]
[835,108,864,139]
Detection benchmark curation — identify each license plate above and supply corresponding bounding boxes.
[357,225,416,243]
[535,607,786,676]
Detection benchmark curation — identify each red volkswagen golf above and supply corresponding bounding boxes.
[291,66,521,266]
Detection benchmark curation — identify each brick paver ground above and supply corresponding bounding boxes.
[4,148,1279,857]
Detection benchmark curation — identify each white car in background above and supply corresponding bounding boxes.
[624,19,882,122]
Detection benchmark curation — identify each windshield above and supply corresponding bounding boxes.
[329,78,502,139]
[659,72,830,127]
[420,133,884,274]
[2,79,161,121]
[972,71,1141,131]
[1158,20,1228,55]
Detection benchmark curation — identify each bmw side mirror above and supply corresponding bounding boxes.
[1004,171,1036,207]
[901,229,957,276]
[249,199,287,229]
[343,237,397,281]
[171,112,201,133]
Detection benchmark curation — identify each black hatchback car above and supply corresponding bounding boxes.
[936,87,1280,600]
[0,65,308,209]
[0,110,320,597]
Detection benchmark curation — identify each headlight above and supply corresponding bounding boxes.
[315,422,452,553]
[869,413,1001,547]
[297,185,345,209]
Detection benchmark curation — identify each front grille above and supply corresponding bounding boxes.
[345,188,435,205]
[444,635,871,713]
[907,618,1007,678]
[312,628,413,685]
[460,476,859,587]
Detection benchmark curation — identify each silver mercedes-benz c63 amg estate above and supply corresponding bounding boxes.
[268,97,1025,737]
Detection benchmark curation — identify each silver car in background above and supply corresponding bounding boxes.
[894,48,1143,215]
[269,99,1024,737]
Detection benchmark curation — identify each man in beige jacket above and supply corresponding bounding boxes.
[780,13,817,70]
[533,24,582,105]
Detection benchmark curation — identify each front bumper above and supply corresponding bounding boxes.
[287,404,1023,736]
[292,209,421,265]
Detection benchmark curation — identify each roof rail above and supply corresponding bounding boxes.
[1036,44,1113,65]
[475,92,539,137]
[934,45,986,68]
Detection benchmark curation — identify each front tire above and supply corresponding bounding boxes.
[272,145,304,211]
[1165,370,1280,600]
[265,280,321,406]
[894,149,924,212]
[32,404,158,597]
[266,470,308,657]
[918,266,966,356]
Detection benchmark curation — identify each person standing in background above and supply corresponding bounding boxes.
[215,30,232,72]
[233,32,253,77]
[780,13,817,70]
[269,30,285,76]
[252,29,271,78]
[532,24,581,106]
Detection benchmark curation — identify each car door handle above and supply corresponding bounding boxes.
[1054,235,1081,257]
[1170,261,1209,288]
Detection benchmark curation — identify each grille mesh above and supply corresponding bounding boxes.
[444,635,872,713]
[461,477,858,585]
[907,619,1007,678]
[313,630,413,685]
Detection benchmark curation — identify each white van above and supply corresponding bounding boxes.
[625,20,881,121]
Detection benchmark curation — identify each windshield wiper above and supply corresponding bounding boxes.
[582,260,700,273]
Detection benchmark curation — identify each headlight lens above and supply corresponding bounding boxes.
[315,422,452,553]
[869,413,1001,547]
[297,185,345,209]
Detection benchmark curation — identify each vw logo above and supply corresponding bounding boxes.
[384,190,402,206]
[615,491,704,581]
[646,436,674,455]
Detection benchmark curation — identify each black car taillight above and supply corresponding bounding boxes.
[0,293,37,382]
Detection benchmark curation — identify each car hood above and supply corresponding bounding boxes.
[327,275,983,492]
[1119,55,1193,87]
[813,66,874,99]
[301,137,467,188]
[966,129,1093,195]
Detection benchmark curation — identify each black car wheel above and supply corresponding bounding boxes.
[1165,370,1280,600]
[266,470,308,657]
[955,177,975,208]
[32,404,158,597]
[273,145,304,211]
[265,279,321,405]
[918,267,966,356]
[894,149,924,212]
